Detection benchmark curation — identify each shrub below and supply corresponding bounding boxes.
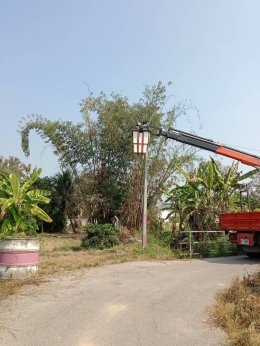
[193,235,236,257]
[81,224,119,250]
[158,229,174,248]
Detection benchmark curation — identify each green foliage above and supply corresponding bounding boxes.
[19,82,199,227]
[193,235,236,257]
[53,170,80,233]
[157,229,174,248]
[250,172,260,211]
[34,176,67,233]
[81,224,119,250]
[156,229,236,258]
[0,156,33,181]
[0,168,52,238]
[132,232,174,257]
[166,158,257,233]
[35,171,84,233]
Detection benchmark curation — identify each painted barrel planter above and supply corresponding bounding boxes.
[0,238,40,279]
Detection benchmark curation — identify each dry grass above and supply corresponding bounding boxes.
[0,277,48,302]
[0,234,179,302]
[39,235,177,275]
[210,271,260,346]
[40,235,82,254]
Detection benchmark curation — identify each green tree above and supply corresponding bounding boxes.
[250,172,260,211]
[19,82,199,227]
[53,170,80,233]
[0,156,32,180]
[0,168,52,237]
[34,176,67,233]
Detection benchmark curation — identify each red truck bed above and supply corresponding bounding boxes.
[221,212,260,231]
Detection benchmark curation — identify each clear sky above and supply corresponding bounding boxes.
[1,0,260,176]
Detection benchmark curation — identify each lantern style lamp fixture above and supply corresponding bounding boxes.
[132,122,150,155]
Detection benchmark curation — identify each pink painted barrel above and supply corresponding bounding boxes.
[0,238,40,279]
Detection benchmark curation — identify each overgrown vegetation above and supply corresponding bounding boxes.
[165,159,257,247]
[210,271,260,346]
[19,82,198,231]
[16,83,260,256]
[81,224,119,249]
[192,235,236,257]
[250,172,260,211]
[34,175,67,233]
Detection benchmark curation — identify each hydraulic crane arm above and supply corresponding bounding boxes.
[140,125,260,168]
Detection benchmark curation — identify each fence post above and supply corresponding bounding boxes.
[189,230,192,258]
[223,231,227,254]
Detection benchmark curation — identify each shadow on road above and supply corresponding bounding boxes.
[200,255,260,266]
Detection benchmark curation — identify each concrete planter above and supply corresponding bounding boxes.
[0,237,40,279]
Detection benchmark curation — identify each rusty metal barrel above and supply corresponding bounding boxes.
[0,238,40,279]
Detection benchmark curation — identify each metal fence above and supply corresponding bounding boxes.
[179,230,228,258]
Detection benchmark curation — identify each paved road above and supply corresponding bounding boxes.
[0,256,259,346]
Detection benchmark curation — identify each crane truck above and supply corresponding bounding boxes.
[137,124,260,257]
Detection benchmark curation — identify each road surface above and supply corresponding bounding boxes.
[0,256,259,346]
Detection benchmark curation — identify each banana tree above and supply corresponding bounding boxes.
[0,168,52,237]
[166,158,257,235]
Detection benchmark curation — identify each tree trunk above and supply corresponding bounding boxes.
[67,212,77,233]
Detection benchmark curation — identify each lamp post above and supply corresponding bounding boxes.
[132,123,150,248]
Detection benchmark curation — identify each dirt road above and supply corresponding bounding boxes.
[0,256,259,346]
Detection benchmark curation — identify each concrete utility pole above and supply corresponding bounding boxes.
[142,151,148,248]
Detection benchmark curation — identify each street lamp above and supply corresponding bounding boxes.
[132,123,150,248]
[132,123,150,155]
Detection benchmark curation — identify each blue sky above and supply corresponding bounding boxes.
[1,0,260,176]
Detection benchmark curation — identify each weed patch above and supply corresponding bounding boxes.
[193,236,237,257]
